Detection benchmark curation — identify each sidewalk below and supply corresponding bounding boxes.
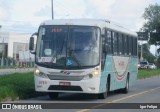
[0,68,34,75]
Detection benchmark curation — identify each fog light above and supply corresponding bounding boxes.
[89,74,93,78]
[89,87,95,90]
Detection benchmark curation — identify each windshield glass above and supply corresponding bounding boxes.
[36,25,100,69]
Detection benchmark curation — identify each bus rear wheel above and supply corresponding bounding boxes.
[122,76,129,93]
[48,92,59,99]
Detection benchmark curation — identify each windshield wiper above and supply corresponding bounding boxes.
[68,49,82,68]
[50,36,66,63]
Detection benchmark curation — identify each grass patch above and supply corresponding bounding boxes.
[138,69,160,79]
[0,72,44,102]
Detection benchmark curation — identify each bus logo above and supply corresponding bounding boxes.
[118,61,125,66]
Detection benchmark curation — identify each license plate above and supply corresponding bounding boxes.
[59,82,71,86]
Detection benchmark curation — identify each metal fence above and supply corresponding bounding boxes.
[0,58,34,68]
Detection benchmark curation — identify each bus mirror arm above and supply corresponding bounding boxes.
[31,32,38,36]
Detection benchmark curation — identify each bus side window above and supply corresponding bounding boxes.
[135,38,138,56]
[113,32,118,55]
[118,33,123,55]
[101,35,106,71]
[129,36,132,55]
[105,30,112,54]
[124,35,127,55]
[131,37,134,56]
[122,34,124,55]
[126,36,129,55]
[101,52,106,71]
[133,37,137,56]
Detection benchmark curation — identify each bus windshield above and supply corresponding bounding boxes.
[35,25,100,69]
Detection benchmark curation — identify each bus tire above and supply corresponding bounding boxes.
[48,92,59,99]
[122,76,129,93]
[98,81,108,99]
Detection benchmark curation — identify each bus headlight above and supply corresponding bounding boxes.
[35,68,40,75]
[34,68,48,78]
[92,67,100,77]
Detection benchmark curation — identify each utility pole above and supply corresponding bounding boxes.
[140,43,143,61]
[51,0,54,19]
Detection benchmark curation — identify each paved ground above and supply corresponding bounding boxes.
[0,68,34,75]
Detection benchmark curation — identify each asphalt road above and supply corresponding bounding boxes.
[1,76,160,112]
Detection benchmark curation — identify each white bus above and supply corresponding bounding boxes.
[29,19,138,99]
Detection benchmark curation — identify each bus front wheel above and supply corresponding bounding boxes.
[48,92,59,99]
[98,81,108,99]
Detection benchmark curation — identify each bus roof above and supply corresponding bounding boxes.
[40,19,137,37]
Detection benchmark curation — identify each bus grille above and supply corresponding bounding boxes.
[48,85,83,91]
[47,75,84,81]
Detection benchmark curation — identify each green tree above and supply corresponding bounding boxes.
[142,3,160,49]
[142,3,160,68]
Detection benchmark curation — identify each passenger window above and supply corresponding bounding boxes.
[106,30,112,54]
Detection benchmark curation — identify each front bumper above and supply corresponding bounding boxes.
[34,75,100,94]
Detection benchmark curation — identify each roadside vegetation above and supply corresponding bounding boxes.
[0,69,160,102]
[138,69,160,79]
[0,72,44,102]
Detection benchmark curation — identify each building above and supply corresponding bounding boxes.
[0,32,34,61]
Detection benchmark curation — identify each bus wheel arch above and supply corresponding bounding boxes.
[107,74,111,92]
[122,72,130,93]
[98,74,110,99]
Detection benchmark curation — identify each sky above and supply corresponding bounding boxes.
[0,0,160,54]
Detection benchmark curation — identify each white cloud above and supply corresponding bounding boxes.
[0,0,12,20]
[54,0,86,18]
[11,0,50,24]
[0,0,159,33]
[83,0,153,31]
[83,0,116,18]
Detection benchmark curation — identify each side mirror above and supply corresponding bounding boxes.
[29,32,37,54]
[29,37,35,53]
